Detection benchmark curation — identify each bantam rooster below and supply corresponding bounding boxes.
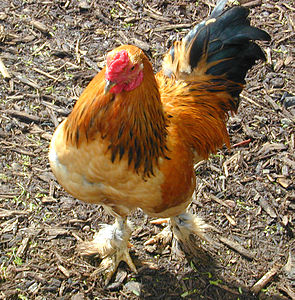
[49,0,270,283]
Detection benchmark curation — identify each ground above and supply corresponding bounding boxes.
[0,0,294,299]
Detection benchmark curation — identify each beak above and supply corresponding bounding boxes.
[104,80,116,94]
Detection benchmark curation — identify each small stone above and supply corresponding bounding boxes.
[281,118,292,127]
[283,96,295,109]
[124,281,142,296]
[282,165,289,177]
[28,282,39,293]
[50,278,61,288]
[224,200,236,208]
[282,215,289,226]
[82,225,90,232]
[71,293,85,300]
[270,77,284,88]
[78,0,91,10]
[0,12,7,20]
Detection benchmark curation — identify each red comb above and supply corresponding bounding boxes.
[106,50,129,81]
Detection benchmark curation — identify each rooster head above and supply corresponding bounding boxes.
[105,45,145,94]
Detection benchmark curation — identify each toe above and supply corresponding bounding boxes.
[144,226,172,246]
[122,251,137,274]
[150,218,169,225]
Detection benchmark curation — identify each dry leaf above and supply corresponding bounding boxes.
[277,177,291,188]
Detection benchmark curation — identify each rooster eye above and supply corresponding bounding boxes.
[130,65,135,71]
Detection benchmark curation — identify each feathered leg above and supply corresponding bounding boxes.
[78,217,137,284]
[145,212,208,254]
[170,212,209,255]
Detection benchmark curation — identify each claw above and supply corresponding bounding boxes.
[145,218,171,246]
[78,218,137,285]
[92,246,137,285]
[144,226,172,246]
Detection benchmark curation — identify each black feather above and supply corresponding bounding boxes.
[184,3,270,92]
[128,148,133,166]
[75,129,80,145]
[210,0,228,19]
[111,146,117,163]
[119,144,125,160]
[170,45,175,62]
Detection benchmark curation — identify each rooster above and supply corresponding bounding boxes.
[49,0,270,283]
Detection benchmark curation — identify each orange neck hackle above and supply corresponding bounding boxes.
[64,48,168,177]
[158,72,241,160]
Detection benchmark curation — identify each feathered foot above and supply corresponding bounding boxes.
[146,213,212,260]
[145,213,208,247]
[170,212,209,256]
[77,218,137,284]
[170,212,218,270]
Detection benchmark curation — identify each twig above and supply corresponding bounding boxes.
[265,47,272,65]
[150,218,169,225]
[33,67,60,81]
[41,196,58,204]
[4,109,41,123]
[144,8,170,22]
[276,32,295,45]
[0,194,19,199]
[41,132,53,141]
[154,23,192,32]
[240,0,262,8]
[264,94,281,111]
[278,284,295,299]
[146,4,163,16]
[41,100,70,116]
[71,231,83,242]
[0,209,28,218]
[232,139,251,148]
[31,42,49,56]
[219,236,256,260]
[259,198,277,218]
[281,3,295,11]
[12,72,41,89]
[208,193,232,209]
[224,213,237,226]
[251,265,280,294]
[75,37,81,64]
[240,94,264,109]
[11,148,36,157]
[0,57,11,79]
[46,107,59,127]
[30,20,49,34]
[16,237,30,258]
[57,265,70,278]
[215,283,240,295]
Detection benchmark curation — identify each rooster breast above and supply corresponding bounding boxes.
[49,120,169,216]
[49,120,194,218]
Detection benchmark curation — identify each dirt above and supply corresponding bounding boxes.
[0,0,294,299]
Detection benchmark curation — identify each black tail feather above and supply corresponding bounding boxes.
[210,0,228,19]
[207,43,267,85]
[162,0,270,99]
[186,4,270,85]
